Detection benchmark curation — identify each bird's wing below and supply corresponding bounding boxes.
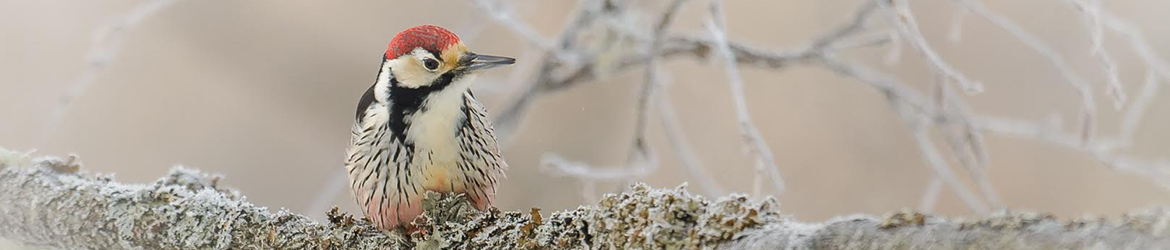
[345,97,418,229]
[458,91,508,207]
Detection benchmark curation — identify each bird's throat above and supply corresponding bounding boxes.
[388,75,476,155]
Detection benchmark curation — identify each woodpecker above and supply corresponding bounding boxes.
[344,25,513,231]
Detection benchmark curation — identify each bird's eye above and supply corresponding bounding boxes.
[423,58,439,71]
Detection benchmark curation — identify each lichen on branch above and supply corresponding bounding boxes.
[2,154,1169,249]
[0,157,405,250]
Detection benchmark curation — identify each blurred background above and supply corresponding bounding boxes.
[2,0,1169,228]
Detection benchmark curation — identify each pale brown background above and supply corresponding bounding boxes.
[2,0,1169,228]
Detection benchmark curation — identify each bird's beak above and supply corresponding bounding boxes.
[463,53,516,71]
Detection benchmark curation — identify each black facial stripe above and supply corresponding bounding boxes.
[385,70,462,147]
[426,49,442,62]
[434,72,458,88]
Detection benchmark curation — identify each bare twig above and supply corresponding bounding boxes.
[540,0,694,187]
[40,0,187,147]
[617,0,691,191]
[705,0,784,196]
[879,0,1043,212]
[910,123,992,214]
[947,0,1099,142]
[919,177,944,212]
[936,79,1002,209]
[818,55,993,213]
[641,0,726,196]
[1065,0,1125,109]
[1101,13,1170,82]
[879,0,984,94]
[656,92,727,196]
[489,0,607,141]
[976,116,1170,191]
[948,6,969,42]
[468,0,559,53]
[539,153,654,180]
[1117,71,1159,147]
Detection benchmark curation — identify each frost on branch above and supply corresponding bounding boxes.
[0,157,404,250]
[3,155,1170,249]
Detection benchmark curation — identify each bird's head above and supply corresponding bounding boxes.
[381,25,515,89]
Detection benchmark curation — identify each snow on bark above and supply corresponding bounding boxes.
[1,155,1169,249]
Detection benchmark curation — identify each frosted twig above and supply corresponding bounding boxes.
[540,0,692,186]
[947,0,1099,141]
[706,0,785,196]
[879,0,984,94]
[1065,0,1125,109]
[940,126,1001,208]
[924,70,998,209]
[1096,7,1170,149]
[919,178,944,212]
[947,0,1170,191]
[619,0,692,190]
[468,0,557,52]
[909,120,991,214]
[1098,70,1159,151]
[40,0,187,147]
[936,79,1001,208]
[787,4,1003,209]
[808,1,879,51]
[489,0,609,139]
[491,34,853,140]
[948,6,968,42]
[657,91,726,196]
[828,31,894,52]
[486,0,884,141]
[819,56,992,213]
[1116,71,1159,147]
[868,55,992,212]
[884,30,903,65]
[1101,13,1170,81]
[540,153,655,180]
[1098,11,1170,154]
[646,0,725,197]
[976,116,1170,191]
[534,0,885,196]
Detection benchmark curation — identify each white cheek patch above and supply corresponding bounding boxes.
[393,47,446,88]
[387,48,444,88]
[386,59,421,88]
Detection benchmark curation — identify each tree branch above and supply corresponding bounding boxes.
[2,155,1169,249]
[0,161,404,249]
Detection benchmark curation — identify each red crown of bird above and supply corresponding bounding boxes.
[386,25,462,60]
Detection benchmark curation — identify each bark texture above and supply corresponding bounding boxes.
[1,155,1169,249]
